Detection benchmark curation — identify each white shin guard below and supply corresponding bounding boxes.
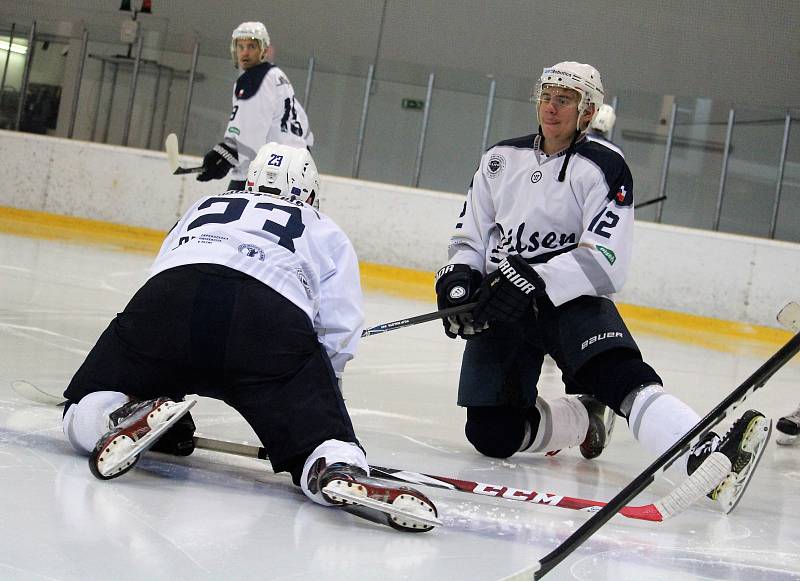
[627,384,701,473]
[300,439,369,506]
[522,396,589,453]
[62,391,129,455]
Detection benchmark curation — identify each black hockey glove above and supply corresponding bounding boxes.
[435,264,486,339]
[197,142,238,182]
[473,255,546,325]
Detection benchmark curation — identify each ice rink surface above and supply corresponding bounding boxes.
[1,231,799,581]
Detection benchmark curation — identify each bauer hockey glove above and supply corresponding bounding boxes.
[435,264,487,339]
[473,255,546,325]
[197,142,238,182]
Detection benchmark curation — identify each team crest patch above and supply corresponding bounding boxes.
[238,244,265,261]
[596,245,616,265]
[615,185,628,204]
[530,171,542,183]
[487,154,506,178]
[448,285,466,300]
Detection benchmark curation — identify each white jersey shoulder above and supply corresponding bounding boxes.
[224,63,314,181]
[448,134,635,306]
[150,191,361,374]
[587,132,624,157]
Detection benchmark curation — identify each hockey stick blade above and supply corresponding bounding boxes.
[192,435,722,523]
[633,195,667,210]
[164,133,204,175]
[361,302,478,337]
[165,133,180,172]
[777,301,800,333]
[530,330,800,579]
[11,380,66,406]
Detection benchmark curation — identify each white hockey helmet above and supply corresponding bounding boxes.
[535,61,604,131]
[246,143,320,209]
[591,104,617,134]
[230,21,270,67]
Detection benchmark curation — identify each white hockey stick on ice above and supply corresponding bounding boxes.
[165,133,203,175]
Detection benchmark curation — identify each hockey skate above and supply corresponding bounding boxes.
[689,409,771,514]
[308,459,441,532]
[578,395,616,459]
[90,397,196,480]
[776,405,800,445]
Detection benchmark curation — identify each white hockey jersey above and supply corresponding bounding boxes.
[149,191,362,375]
[447,133,635,307]
[223,62,314,181]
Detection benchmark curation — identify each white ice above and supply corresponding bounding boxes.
[0,232,799,581]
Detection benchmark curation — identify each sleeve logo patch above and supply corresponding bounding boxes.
[487,154,506,178]
[596,245,616,265]
[615,185,627,203]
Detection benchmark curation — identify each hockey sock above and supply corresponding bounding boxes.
[520,396,589,453]
[625,383,701,473]
[62,390,129,454]
[300,439,369,506]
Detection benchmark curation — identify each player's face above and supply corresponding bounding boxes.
[537,86,586,152]
[236,39,263,69]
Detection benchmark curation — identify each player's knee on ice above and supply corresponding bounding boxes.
[465,406,527,458]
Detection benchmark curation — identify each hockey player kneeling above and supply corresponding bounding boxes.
[61,143,438,532]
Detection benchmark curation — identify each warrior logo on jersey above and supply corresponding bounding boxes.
[295,268,313,297]
[530,171,542,183]
[487,154,506,178]
[238,244,266,261]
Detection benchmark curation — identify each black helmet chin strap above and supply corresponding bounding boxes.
[557,129,581,182]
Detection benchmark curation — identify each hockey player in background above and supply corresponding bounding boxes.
[434,61,771,513]
[61,143,437,532]
[197,22,314,190]
[586,103,623,156]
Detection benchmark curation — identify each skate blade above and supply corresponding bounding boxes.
[322,481,442,530]
[97,400,196,477]
[717,417,772,514]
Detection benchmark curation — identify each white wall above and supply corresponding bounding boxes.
[1,130,797,328]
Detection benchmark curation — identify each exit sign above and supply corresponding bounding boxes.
[402,98,425,110]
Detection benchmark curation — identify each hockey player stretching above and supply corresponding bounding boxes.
[61,144,437,532]
[197,22,314,190]
[435,61,771,513]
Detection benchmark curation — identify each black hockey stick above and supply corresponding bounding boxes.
[361,302,477,337]
[633,195,667,210]
[165,133,204,175]
[519,330,800,579]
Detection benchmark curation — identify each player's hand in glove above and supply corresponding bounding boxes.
[197,142,238,182]
[435,264,487,339]
[473,255,546,325]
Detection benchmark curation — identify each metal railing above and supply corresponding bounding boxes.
[1,19,797,243]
